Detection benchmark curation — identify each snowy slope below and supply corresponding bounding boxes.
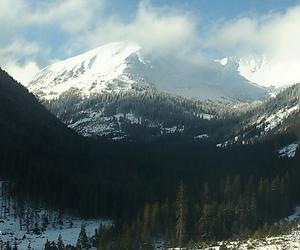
[217,55,300,88]
[28,41,267,101]
[28,41,149,100]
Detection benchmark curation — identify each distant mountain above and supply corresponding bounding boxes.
[28,41,267,102]
[26,41,269,139]
[217,55,300,88]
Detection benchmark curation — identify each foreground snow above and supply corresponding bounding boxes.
[0,211,110,249]
[201,231,300,250]
[0,182,111,249]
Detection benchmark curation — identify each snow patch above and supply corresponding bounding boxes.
[286,206,300,222]
[278,143,299,158]
[194,134,209,139]
[256,105,299,133]
[215,57,229,66]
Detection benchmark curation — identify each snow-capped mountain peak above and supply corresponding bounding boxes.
[28,41,267,101]
[28,41,145,99]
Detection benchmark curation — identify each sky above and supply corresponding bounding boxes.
[1,0,300,84]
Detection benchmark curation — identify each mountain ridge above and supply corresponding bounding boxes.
[28,41,267,102]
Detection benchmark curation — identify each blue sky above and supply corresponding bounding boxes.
[1,0,300,83]
[108,0,300,19]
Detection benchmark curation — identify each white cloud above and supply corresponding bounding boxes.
[0,0,105,82]
[205,5,300,86]
[0,0,106,33]
[207,6,300,58]
[27,0,106,33]
[0,39,42,84]
[3,61,40,85]
[70,1,199,57]
[4,0,300,87]
[0,40,41,60]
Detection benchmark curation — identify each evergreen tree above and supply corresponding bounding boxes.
[76,224,90,249]
[13,241,18,250]
[57,234,65,250]
[6,241,11,250]
[176,181,187,249]
[44,240,51,250]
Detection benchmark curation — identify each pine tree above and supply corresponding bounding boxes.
[57,234,65,250]
[176,181,187,250]
[6,241,11,250]
[77,224,90,249]
[13,241,18,250]
[97,226,112,250]
[141,203,151,242]
[44,240,51,250]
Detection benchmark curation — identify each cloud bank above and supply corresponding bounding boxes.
[207,5,300,59]
[2,0,300,86]
[0,0,107,83]
[0,39,42,84]
[71,2,199,56]
[0,0,200,83]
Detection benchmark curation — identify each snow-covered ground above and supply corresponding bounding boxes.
[0,215,109,249]
[203,234,300,250]
[0,182,111,249]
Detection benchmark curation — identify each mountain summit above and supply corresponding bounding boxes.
[28,41,145,99]
[28,41,266,101]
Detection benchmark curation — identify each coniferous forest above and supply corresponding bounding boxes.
[1,67,300,249]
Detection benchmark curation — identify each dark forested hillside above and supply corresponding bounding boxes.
[0,68,104,214]
[0,67,83,173]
